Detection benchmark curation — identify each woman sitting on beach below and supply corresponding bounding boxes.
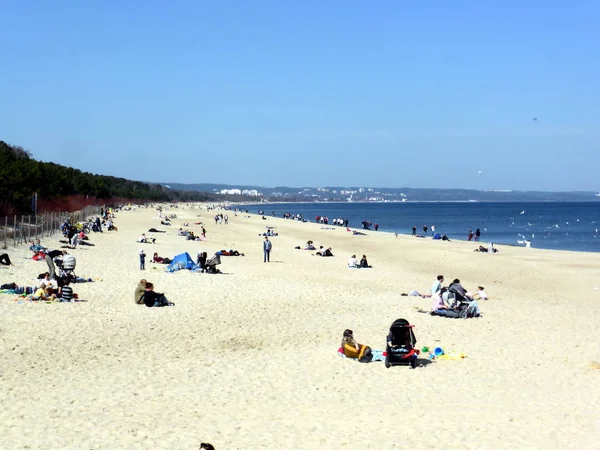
[359,254,372,268]
[152,253,172,264]
[341,329,373,362]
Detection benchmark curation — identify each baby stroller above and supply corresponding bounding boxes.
[385,318,418,369]
[205,254,221,274]
[57,254,77,283]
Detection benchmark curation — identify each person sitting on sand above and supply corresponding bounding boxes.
[58,279,75,302]
[142,282,174,307]
[304,240,316,251]
[431,292,448,311]
[348,254,359,268]
[29,239,47,254]
[341,329,373,362]
[316,247,333,257]
[448,279,473,301]
[359,254,372,268]
[134,279,147,304]
[200,443,215,450]
[33,285,57,301]
[138,233,156,244]
[0,253,13,266]
[473,286,488,300]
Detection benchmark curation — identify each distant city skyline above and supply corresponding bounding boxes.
[1,1,599,191]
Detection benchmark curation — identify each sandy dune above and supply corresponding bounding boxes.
[2,204,599,449]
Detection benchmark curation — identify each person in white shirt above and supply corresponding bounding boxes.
[431,275,444,297]
[348,254,359,267]
[474,286,488,300]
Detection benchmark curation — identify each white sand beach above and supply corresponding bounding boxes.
[2,204,600,449]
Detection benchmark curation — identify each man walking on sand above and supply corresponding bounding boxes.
[263,236,272,262]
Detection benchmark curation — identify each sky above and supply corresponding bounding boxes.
[1,0,599,192]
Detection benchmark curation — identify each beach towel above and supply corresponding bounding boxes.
[337,348,385,362]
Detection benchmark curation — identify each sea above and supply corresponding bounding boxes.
[244,202,600,253]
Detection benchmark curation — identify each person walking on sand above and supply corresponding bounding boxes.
[431,224,436,236]
[468,227,474,241]
[412,226,416,236]
[475,228,481,241]
[423,224,428,235]
[263,236,272,262]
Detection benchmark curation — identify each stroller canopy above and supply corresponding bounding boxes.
[388,318,417,347]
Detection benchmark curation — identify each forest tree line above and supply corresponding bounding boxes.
[0,141,218,215]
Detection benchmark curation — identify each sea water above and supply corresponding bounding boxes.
[245,202,600,253]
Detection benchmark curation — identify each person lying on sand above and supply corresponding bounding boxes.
[152,253,172,264]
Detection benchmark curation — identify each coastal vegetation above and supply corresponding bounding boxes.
[0,141,215,215]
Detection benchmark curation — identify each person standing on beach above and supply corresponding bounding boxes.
[423,225,428,235]
[468,227,474,241]
[431,275,444,297]
[201,226,207,239]
[412,226,416,236]
[263,236,272,262]
[139,249,146,270]
[475,228,481,241]
[431,224,436,236]
[224,214,228,224]
[374,223,379,231]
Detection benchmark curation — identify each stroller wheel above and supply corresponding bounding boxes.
[385,356,390,368]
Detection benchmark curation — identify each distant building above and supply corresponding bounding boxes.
[220,189,242,195]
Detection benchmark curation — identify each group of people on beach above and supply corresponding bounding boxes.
[134,278,174,307]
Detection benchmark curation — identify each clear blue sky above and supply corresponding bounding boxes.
[1,0,599,191]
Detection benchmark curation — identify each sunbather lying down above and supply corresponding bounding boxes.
[148,228,167,233]
[401,290,431,298]
[215,249,244,256]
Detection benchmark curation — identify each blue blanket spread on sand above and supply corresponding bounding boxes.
[337,348,385,362]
